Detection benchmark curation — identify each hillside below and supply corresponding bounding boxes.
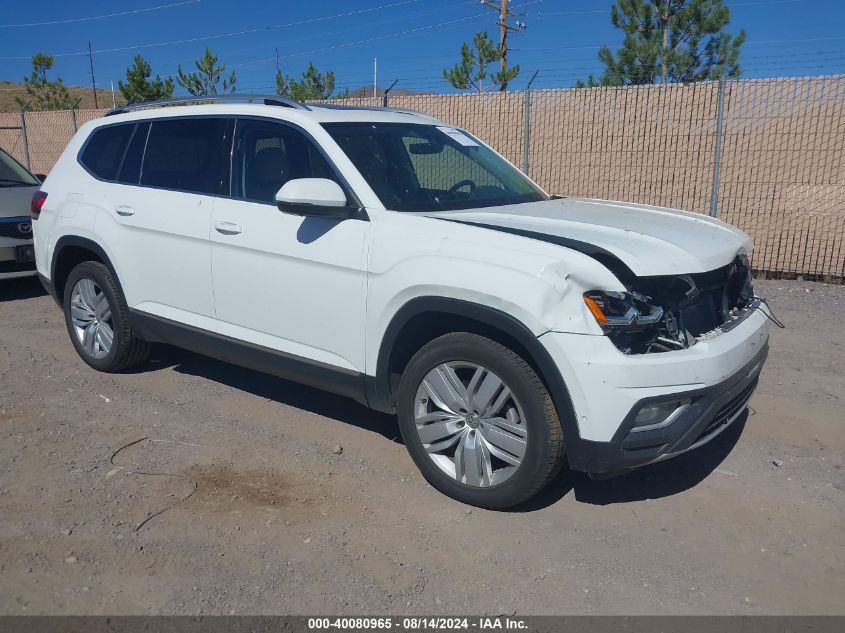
[0,81,120,113]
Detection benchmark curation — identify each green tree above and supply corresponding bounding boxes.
[177,47,235,96]
[118,55,174,103]
[443,31,519,92]
[579,0,745,87]
[15,53,74,111]
[276,62,338,101]
[575,74,600,89]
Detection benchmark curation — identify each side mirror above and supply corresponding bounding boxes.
[275,178,357,219]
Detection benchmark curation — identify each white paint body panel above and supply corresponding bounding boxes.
[424,197,753,276]
[97,183,216,326]
[210,197,369,372]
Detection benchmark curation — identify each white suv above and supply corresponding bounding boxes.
[32,96,770,508]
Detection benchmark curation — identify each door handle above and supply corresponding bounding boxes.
[214,221,242,235]
[115,204,135,216]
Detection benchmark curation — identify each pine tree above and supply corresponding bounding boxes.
[118,55,174,103]
[276,63,337,101]
[15,53,74,111]
[177,48,235,96]
[443,32,519,92]
[578,0,745,87]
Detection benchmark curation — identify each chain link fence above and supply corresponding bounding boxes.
[2,74,843,280]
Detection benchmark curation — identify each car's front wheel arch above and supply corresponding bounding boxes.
[370,297,585,470]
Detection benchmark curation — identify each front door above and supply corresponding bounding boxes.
[210,118,370,374]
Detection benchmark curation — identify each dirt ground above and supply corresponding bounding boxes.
[0,277,842,615]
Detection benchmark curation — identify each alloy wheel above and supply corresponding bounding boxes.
[70,278,114,359]
[413,361,528,487]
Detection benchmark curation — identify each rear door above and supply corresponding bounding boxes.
[210,118,370,374]
[93,117,232,330]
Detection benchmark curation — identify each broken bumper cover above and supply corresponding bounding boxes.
[540,302,770,475]
[576,343,767,476]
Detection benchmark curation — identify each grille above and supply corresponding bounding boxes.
[695,378,758,444]
[0,220,32,240]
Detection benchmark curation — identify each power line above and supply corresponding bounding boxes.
[46,4,499,88]
[746,35,845,45]
[87,1,479,80]
[0,0,422,59]
[154,9,499,79]
[0,0,201,29]
[263,0,536,60]
[536,0,803,17]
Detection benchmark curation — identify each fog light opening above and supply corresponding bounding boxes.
[631,399,691,432]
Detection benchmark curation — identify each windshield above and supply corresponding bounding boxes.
[322,122,547,212]
[0,148,39,187]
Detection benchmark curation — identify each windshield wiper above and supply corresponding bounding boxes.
[0,178,32,186]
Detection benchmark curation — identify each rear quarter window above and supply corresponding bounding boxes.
[79,124,135,181]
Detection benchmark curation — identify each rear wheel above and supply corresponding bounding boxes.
[397,332,564,509]
[63,261,149,372]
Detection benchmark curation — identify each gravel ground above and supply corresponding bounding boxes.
[0,277,842,615]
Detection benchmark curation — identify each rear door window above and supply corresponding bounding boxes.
[140,118,229,195]
[80,124,135,181]
[116,122,149,185]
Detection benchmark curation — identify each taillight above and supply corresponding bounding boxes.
[31,191,47,220]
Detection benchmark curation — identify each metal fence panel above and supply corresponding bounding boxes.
[716,76,845,278]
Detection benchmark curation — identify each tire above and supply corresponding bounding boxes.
[62,261,150,372]
[397,332,564,509]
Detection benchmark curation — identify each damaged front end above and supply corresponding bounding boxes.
[584,255,758,355]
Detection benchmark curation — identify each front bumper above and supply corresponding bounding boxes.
[577,343,767,475]
[540,302,770,475]
[0,241,36,280]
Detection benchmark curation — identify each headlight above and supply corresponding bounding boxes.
[583,290,664,328]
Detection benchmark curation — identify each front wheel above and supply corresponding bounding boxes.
[396,333,564,509]
[63,261,149,372]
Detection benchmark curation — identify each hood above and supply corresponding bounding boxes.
[0,185,39,219]
[423,197,752,277]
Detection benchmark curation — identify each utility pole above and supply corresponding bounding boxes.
[87,42,98,109]
[110,80,116,108]
[373,57,378,106]
[481,1,527,77]
[499,0,508,75]
[275,47,280,74]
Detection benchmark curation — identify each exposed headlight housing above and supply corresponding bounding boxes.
[583,290,664,329]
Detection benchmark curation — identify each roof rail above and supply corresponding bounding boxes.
[309,103,437,119]
[105,94,309,116]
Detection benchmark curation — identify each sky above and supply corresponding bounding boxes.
[0,0,843,97]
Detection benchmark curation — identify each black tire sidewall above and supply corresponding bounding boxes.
[397,334,555,509]
[63,262,126,372]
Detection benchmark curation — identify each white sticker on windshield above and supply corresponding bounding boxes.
[436,126,479,147]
